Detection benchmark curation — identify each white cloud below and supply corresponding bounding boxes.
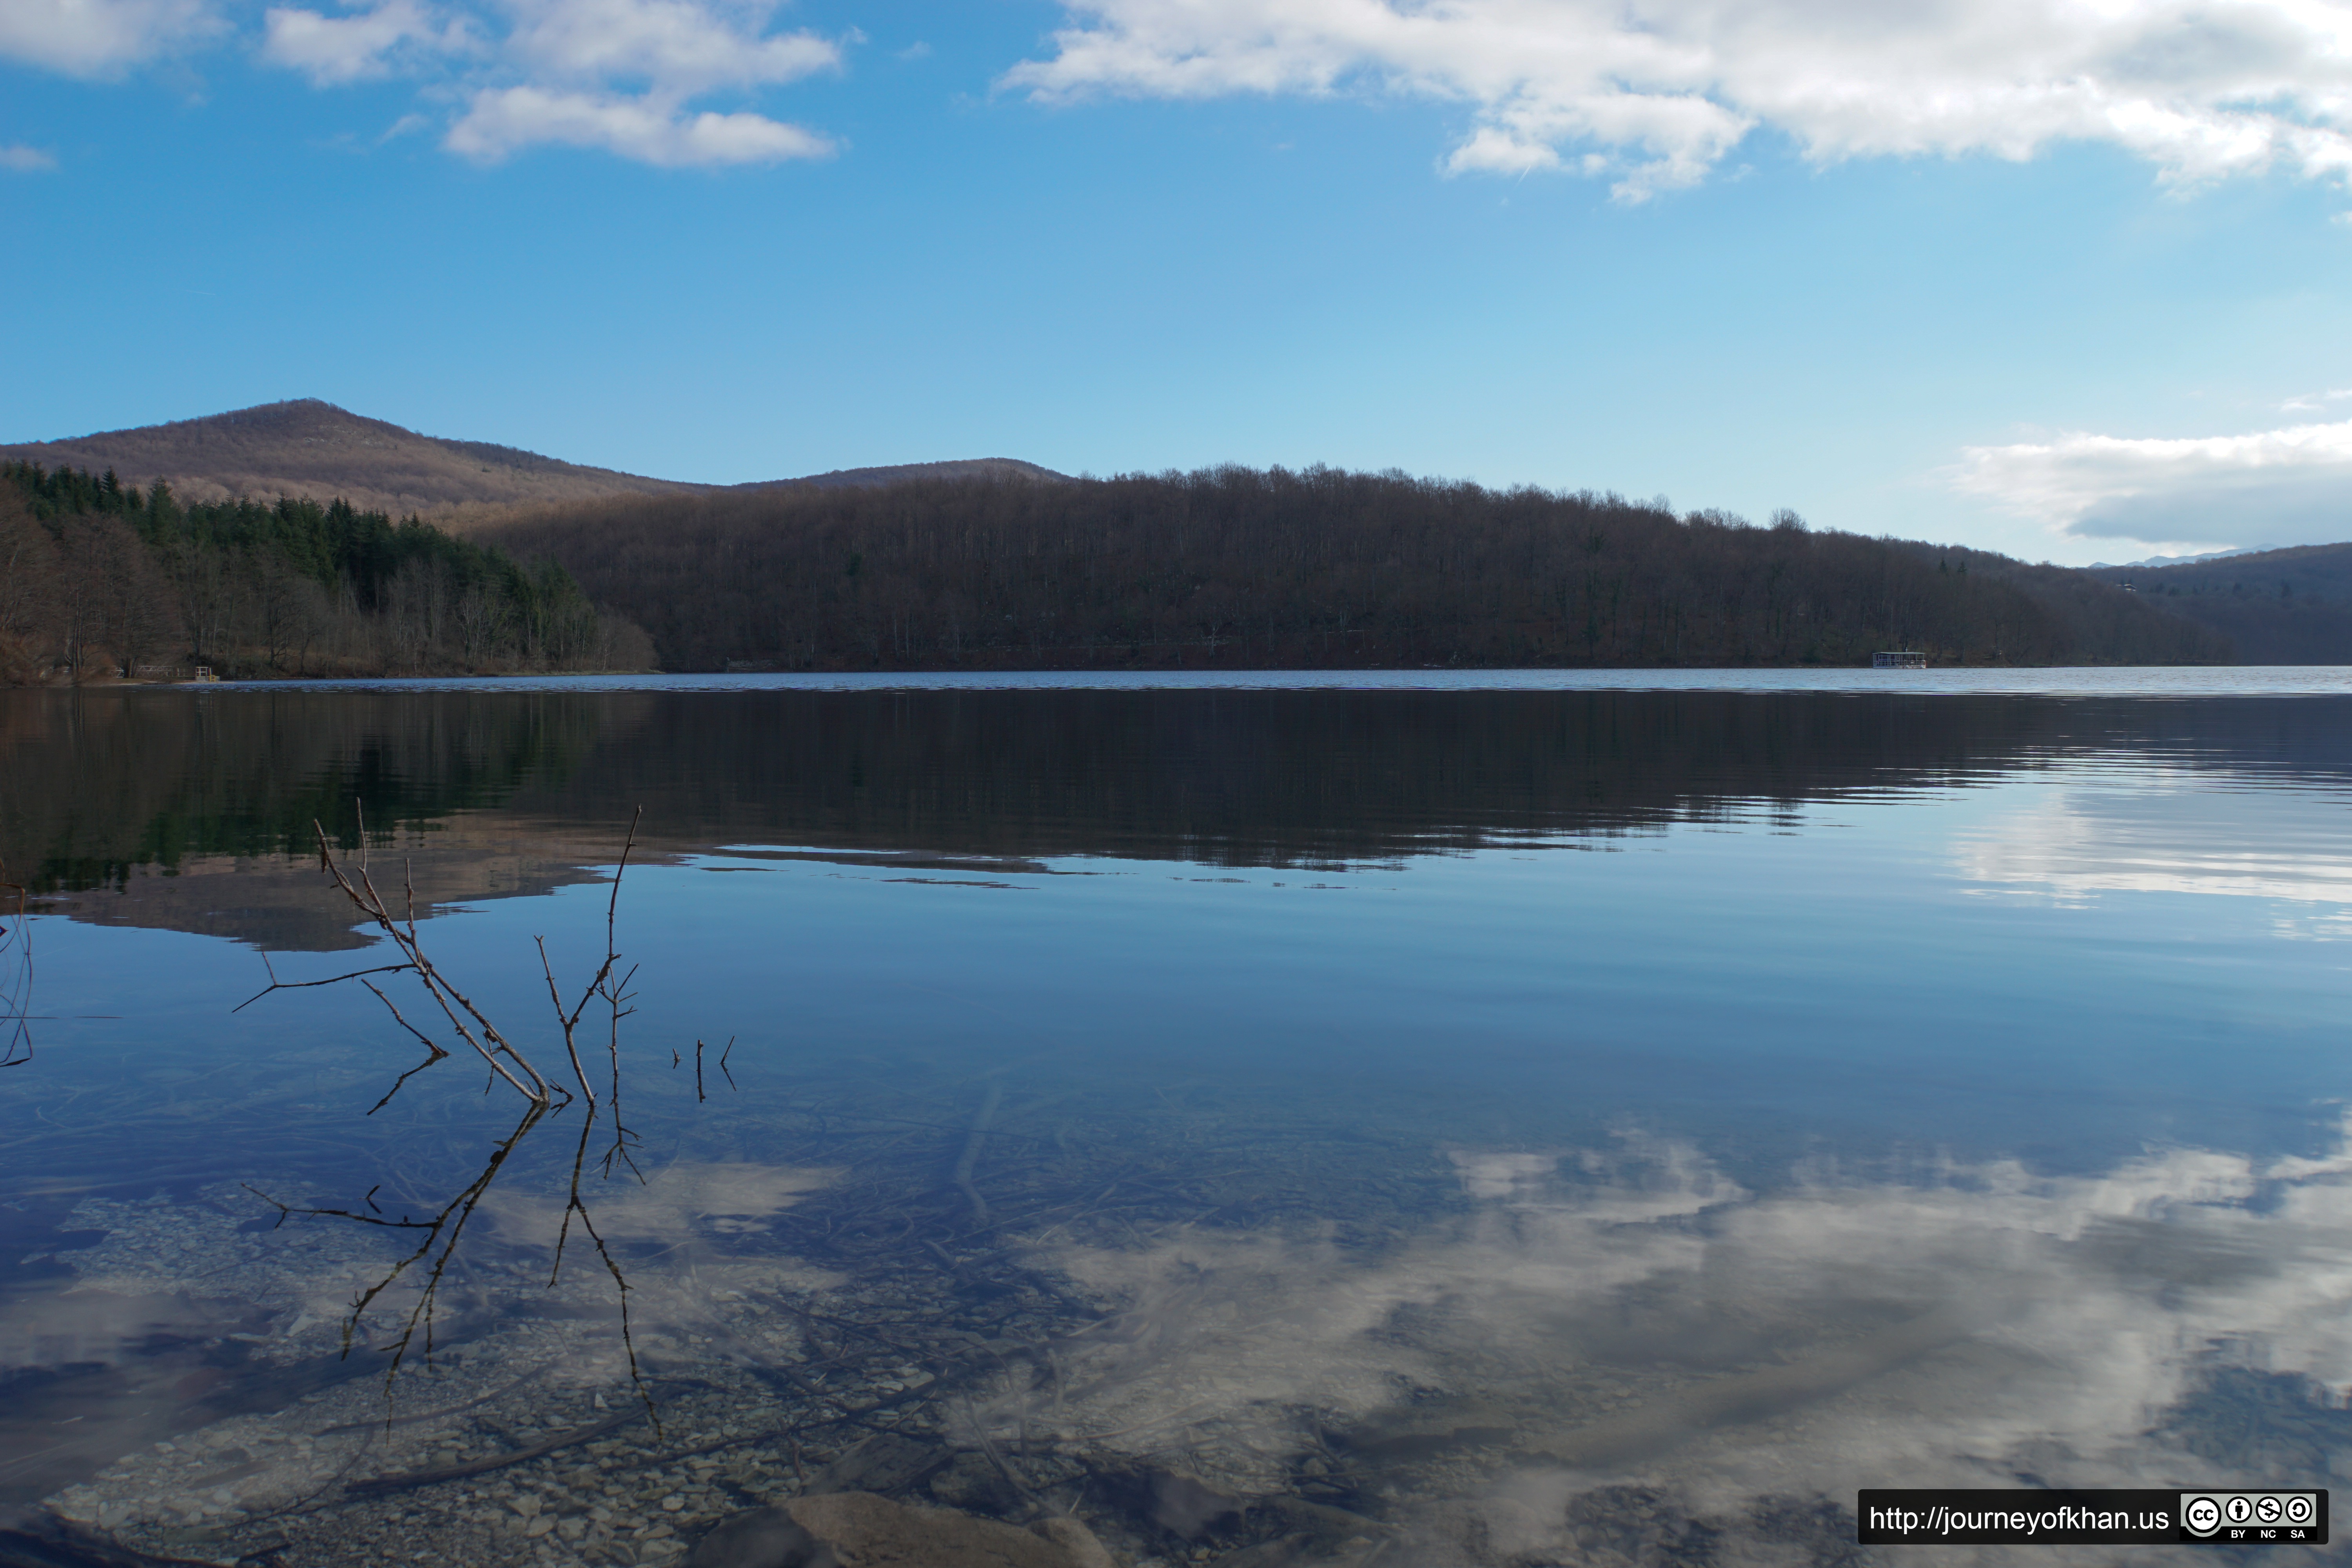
[1949,418,2352,548]
[0,144,59,171]
[501,0,837,94]
[0,0,217,75]
[261,0,473,85]
[1003,0,2352,201]
[252,0,841,167]
[446,83,833,164]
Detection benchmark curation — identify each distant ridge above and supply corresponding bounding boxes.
[2086,546,2270,569]
[2084,541,2352,662]
[0,400,1063,522]
[747,458,1067,490]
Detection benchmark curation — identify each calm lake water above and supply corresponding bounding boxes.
[4,672,2352,1568]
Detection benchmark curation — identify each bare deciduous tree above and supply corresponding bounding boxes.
[0,497,60,678]
[454,579,507,666]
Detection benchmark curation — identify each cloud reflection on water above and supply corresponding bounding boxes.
[12,1125,2352,1561]
[1033,1122,2352,1560]
[1956,776,2352,927]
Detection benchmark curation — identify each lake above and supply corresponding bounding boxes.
[4,672,2351,1568]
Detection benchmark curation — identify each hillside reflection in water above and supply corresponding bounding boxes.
[2,684,2350,1568]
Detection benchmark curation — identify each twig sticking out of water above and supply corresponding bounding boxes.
[238,804,560,1107]
[537,805,646,1184]
[689,1034,740,1100]
[241,808,659,1426]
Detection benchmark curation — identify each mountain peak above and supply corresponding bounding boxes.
[0,402,1068,521]
[0,400,697,517]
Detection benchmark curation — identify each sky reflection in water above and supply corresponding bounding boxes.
[2,680,2350,1564]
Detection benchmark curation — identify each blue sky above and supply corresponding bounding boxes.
[6,0,2352,565]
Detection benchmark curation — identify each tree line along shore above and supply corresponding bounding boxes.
[0,461,651,682]
[2,459,2241,681]
[477,466,2228,671]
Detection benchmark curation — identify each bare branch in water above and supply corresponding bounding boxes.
[232,956,415,1014]
[247,820,555,1105]
[602,962,645,1183]
[541,807,646,1173]
[243,810,659,1425]
[363,1006,451,1115]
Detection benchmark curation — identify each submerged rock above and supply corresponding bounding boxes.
[687,1491,1120,1568]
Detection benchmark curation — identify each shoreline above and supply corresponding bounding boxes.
[10,666,2350,697]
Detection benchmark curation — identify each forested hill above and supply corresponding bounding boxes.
[0,461,652,680]
[479,466,2229,671]
[2085,544,2352,663]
